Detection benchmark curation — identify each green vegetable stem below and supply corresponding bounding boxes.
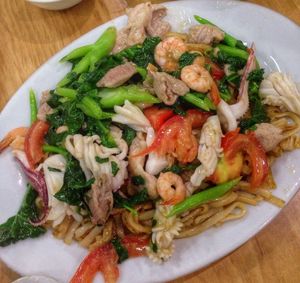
[182,92,216,111]
[215,44,249,60]
[55,87,77,99]
[77,96,103,119]
[43,145,68,156]
[99,85,160,108]
[58,27,117,87]
[168,178,241,217]
[29,89,38,124]
[60,45,94,62]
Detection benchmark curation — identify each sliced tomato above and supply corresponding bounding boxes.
[205,57,225,81]
[134,115,198,163]
[144,106,174,131]
[185,109,211,129]
[122,235,149,257]
[24,120,49,168]
[220,130,269,189]
[70,235,149,283]
[210,80,221,106]
[70,243,119,283]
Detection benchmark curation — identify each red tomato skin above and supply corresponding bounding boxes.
[222,130,269,189]
[70,243,119,283]
[24,120,49,168]
[122,235,149,257]
[185,109,211,129]
[144,107,174,131]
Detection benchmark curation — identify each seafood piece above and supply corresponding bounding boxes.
[154,37,187,72]
[113,100,151,132]
[188,24,224,44]
[151,71,189,105]
[146,201,182,263]
[145,127,169,175]
[157,172,186,205]
[181,64,212,93]
[190,116,223,193]
[37,90,53,121]
[0,127,28,153]
[96,62,137,88]
[217,47,256,131]
[64,134,128,191]
[43,154,82,226]
[254,123,283,152]
[129,133,158,199]
[88,177,113,225]
[260,72,300,116]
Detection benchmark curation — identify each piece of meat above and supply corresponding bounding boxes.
[152,72,189,105]
[146,4,171,38]
[112,3,170,53]
[96,62,137,88]
[188,24,225,45]
[37,102,53,121]
[88,177,113,225]
[254,123,284,152]
[40,90,50,105]
[113,27,130,53]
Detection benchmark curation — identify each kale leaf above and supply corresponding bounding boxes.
[121,126,136,147]
[239,68,269,132]
[162,163,199,174]
[114,189,149,209]
[54,154,94,207]
[83,118,117,148]
[214,50,246,72]
[119,37,161,68]
[111,237,129,263]
[0,185,46,247]
[179,52,198,69]
[131,175,145,186]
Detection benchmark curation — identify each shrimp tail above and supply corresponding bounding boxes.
[0,127,28,153]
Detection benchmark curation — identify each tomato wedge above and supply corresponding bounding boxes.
[24,120,49,168]
[221,129,269,189]
[185,109,211,129]
[205,57,225,81]
[122,235,149,257]
[144,106,174,131]
[70,235,149,283]
[70,243,119,283]
[134,115,198,163]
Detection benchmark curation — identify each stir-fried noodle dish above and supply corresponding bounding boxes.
[1,2,300,283]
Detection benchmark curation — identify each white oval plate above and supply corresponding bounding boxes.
[1,1,300,282]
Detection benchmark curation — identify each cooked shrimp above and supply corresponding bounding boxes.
[154,37,187,72]
[157,172,186,205]
[181,64,212,93]
[0,127,28,153]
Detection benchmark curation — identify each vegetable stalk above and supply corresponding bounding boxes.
[29,89,38,124]
[168,178,241,217]
[43,145,68,156]
[182,92,216,111]
[57,27,117,87]
[99,85,160,108]
[216,44,249,60]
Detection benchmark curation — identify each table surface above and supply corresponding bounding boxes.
[0,0,300,282]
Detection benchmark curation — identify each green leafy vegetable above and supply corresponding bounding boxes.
[214,50,246,72]
[95,156,109,164]
[48,167,62,172]
[120,37,161,68]
[121,126,136,146]
[111,161,119,176]
[83,118,117,148]
[162,163,198,174]
[114,189,149,209]
[132,175,145,186]
[111,237,129,263]
[54,155,94,207]
[179,52,198,69]
[0,185,46,247]
[150,240,158,253]
[239,68,269,132]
